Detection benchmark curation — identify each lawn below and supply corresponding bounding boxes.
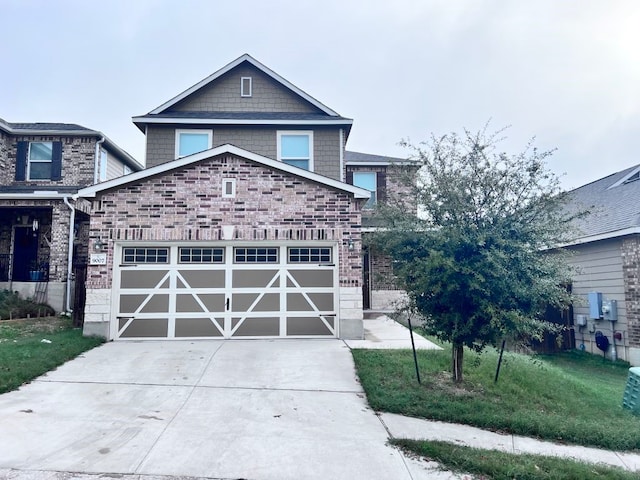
[0,317,104,394]
[393,439,638,480]
[352,346,640,451]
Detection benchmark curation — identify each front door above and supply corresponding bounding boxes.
[12,227,38,281]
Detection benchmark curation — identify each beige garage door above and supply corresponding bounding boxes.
[113,244,337,339]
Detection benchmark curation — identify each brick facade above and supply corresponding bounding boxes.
[87,153,363,291]
[0,135,98,187]
[622,236,640,349]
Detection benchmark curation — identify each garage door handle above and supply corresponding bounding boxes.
[226,298,230,311]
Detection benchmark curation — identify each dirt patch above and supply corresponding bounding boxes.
[431,371,484,397]
[0,316,71,336]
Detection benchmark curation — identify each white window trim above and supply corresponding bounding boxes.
[222,178,236,198]
[175,129,213,159]
[277,130,314,172]
[241,77,252,97]
[27,141,53,180]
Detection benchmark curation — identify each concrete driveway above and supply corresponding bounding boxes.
[0,339,437,480]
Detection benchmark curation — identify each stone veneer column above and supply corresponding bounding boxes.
[622,236,640,365]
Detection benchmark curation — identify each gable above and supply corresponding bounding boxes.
[170,63,323,115]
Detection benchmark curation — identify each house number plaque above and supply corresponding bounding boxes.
[89,253,107,265]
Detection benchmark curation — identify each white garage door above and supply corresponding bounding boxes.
[112,244,338,339]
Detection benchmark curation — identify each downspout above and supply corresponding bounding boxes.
[94,136,105,184]
[63,196,75,313]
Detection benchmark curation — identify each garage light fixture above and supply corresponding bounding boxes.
[348,239,355,251]
[93,238,105,252]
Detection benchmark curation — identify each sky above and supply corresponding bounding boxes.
[2,0,639,191]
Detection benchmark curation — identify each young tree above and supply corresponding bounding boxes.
[372,128,579,382]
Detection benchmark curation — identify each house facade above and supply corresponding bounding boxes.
[77,54,373,340]
[0,119,142,313]
[564,165,640,366]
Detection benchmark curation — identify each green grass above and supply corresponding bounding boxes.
[393,439,637,480]
[352,347,640,451]
[0,317,104,394]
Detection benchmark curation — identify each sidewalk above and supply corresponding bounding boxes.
[348,315,640,473]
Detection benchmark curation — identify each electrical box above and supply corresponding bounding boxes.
[589,292,603,319]
[603,299,618,322]
[575,314,587,327]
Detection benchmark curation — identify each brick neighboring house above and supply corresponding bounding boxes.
[0,118,142,314]
[563,164,640,366]
[76,54,375,340]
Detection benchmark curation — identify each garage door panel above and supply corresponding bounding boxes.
[287,270,333,288]
[231,317,280,336]
[120,270,169,289]
[179,270,225,288]
[176,294,205,313]
[119,294,148,314]
[175,318,223,337]
[119,318,169,338]
[139,294,170,313]
[232,293,280,312]
[287,316,334,336]
[232,270,279,288]
[199,294,226,312]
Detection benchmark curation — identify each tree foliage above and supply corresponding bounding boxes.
[371,128,580,382]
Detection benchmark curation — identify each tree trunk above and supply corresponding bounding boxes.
[452,343,464,382]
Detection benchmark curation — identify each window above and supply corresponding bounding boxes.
[234,247,278,263]
[179,247,224,263]
[288,247,332,264]
[28,142,53,180]
[175,129,212,158]
[353,172,377,208]
[122,247,169,264]
[222,178,236,198]
[241,77,252,97]
[277,131,313,171]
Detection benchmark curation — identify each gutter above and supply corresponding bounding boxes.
[63,196,76,314]
[94,136,105,184]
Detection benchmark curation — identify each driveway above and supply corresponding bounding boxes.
[0,339,436,479]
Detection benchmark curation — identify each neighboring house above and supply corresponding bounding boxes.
[344,151,410,310]
[0,118,142,314]
[76,54,372,340]
[563,165,640,366]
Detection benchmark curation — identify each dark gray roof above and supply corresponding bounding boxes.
[0,118,95,133]
[135,111,353,122]
[345,151,407,164]
[566,164,640,241]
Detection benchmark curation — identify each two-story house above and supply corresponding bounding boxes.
[0,118,142,314]
[76,54,374,340]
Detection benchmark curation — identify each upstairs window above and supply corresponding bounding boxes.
[29,142,53,180]
[15,141,62,181]
[175,129,212,158]
[352,172,377,208]
[277,131,313,171]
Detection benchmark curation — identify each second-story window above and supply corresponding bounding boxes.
[277,131,313,171]
[28,142,53,180]
[353,172,377,208]
[175,129,213,158]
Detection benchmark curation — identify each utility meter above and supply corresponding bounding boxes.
[602,300,618,322]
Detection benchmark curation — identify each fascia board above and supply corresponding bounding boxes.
[149,54,340,117]
[558,227,640,247]
[77,144,371,200]
[132,116,353,127]
[0,193,70,200]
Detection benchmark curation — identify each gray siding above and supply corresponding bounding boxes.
[567,239,629,360]
[170,64,322,114]
[146,126,176,167]
[105,150,127,180]
[145,126,342,180]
